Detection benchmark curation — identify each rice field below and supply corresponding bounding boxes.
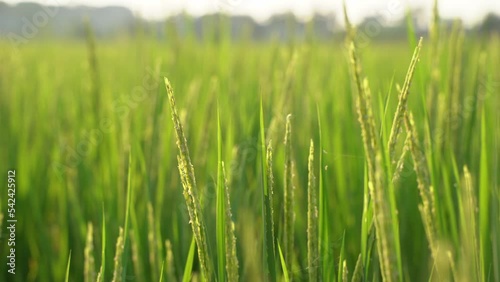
[0,3,499,282]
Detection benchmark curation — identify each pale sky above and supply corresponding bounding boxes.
[3,0,500,25]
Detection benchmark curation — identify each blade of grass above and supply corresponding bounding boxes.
[492,114,500,282]
[379,73,396,143]
[278,242,290,282]
[182,237,196,282]
[122,151,133,280]
[159,260,165,282]
[65,250,72,282]
[337,231,346,282]
[96,207,106,282]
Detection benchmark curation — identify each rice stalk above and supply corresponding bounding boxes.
[307,140,319,281]
[260,98,277,281]
[348,38,400,282]
[431,242,453,282]
[392,134,411,184]
[342,260,348,282]
[266,141,277,262]
[387,37,423,163]
[222,162,239,282]
[448,250,458,280]
[362,80,379,155]
[84,222,95,282]
[165,240,176,282]
[458,166,481,281]
[404,112,437,259]
[283,114,295,270]
[112,227,125,282]
[164,77,213,281]
[360,164,375,270]
[147,202,159,281]
[130,232,144,281]
[351,254,363,282]
[371,152,399,282]
[348,42,377,176]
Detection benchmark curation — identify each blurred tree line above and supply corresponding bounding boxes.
[0,1,499,42]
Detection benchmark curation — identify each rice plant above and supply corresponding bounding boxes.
[165,78,213,281]
[1,1,499,281]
